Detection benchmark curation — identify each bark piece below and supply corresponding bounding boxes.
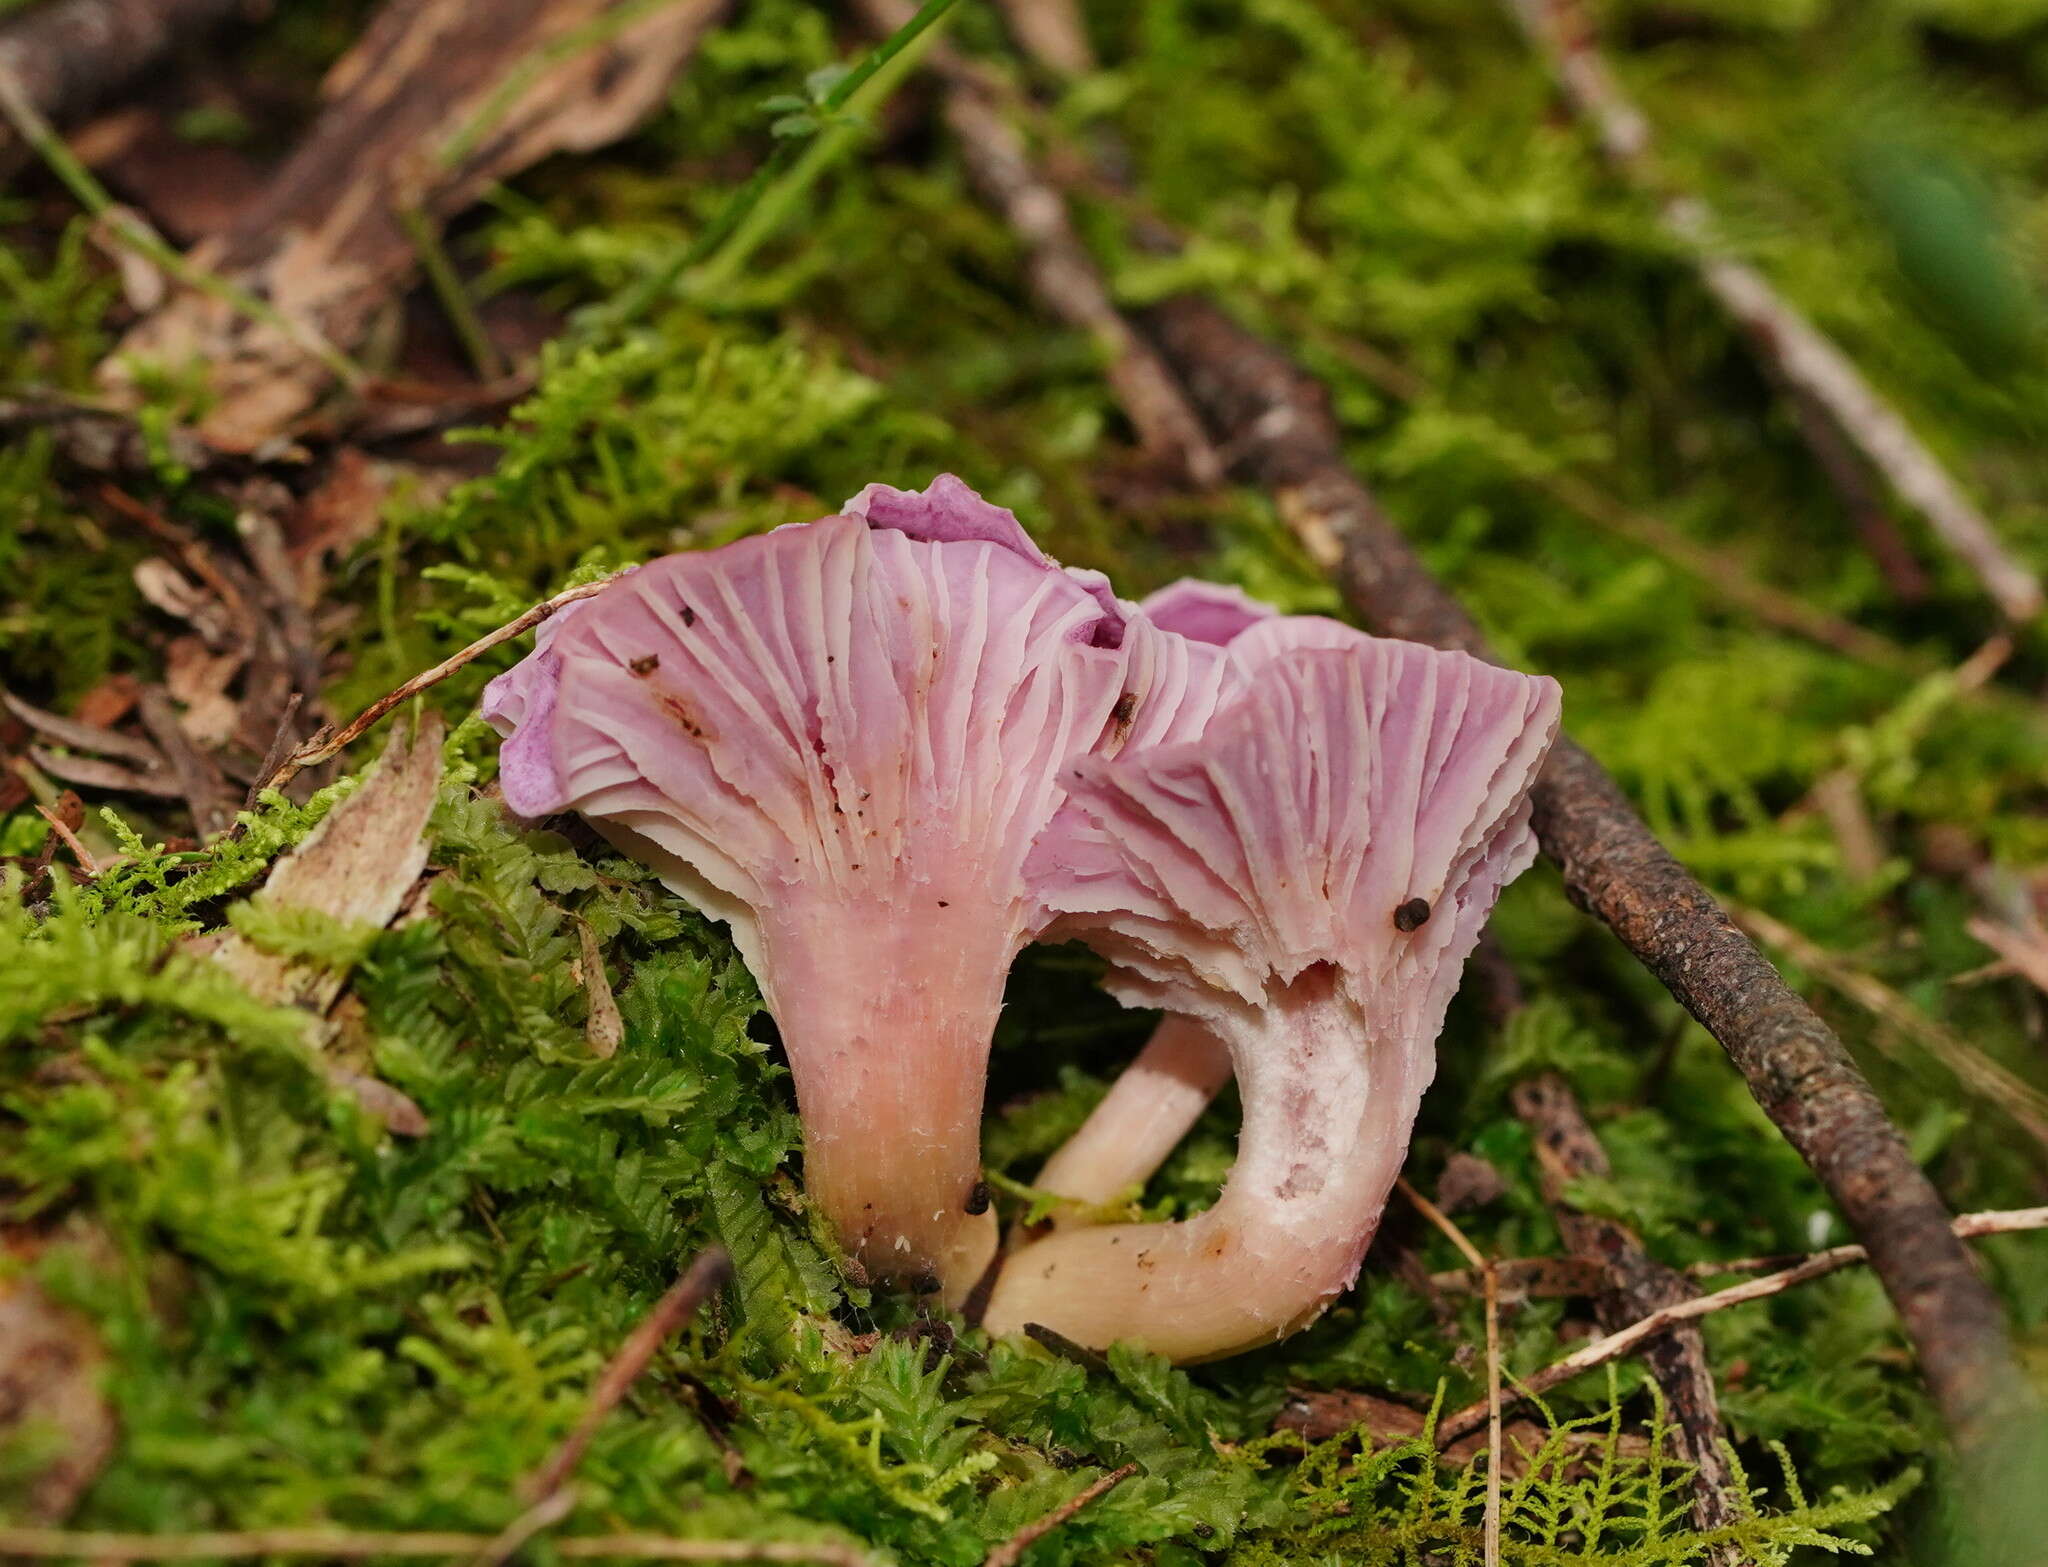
[102,0,731,450]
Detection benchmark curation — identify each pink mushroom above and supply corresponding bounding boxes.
[482,476,1134,1301]
[983,624,1560,1360]
[1030,581,1272,1214]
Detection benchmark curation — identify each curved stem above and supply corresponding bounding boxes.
[983,969,1431,1361]
[1032,1014,1231,1213]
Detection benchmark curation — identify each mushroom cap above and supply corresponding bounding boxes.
[1138,579,1277,647]
[1029,623,1562,1030]
[482,478,1133,979]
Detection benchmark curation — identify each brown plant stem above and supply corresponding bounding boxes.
[260,574,621,791]
[1500,0,2039,623]
[1398,1181,1502,1567]
[1139,287,2024,1445]
[1512,1074,1745,1561]
[1731,902,2048,1154]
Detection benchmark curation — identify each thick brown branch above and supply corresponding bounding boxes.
[1139,289,2024,1444]
[1502,0,2039,623]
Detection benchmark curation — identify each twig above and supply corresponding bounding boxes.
[0,1531,879,1566]
[1399,1180,1501,1567]
[851,0,1219,486]
[1964,915,2048,1003]
[464,1487,578,1567]
[1300,325,1917,672]
[1138,287,2026,1445]
[1687,1207,2048,1280]
[992,0,1093,77]
[135,685,231,839]
[979,1464,1136,1567]
[261,574,621,791]
[33,802,98,875]
[1437,1204,2048,1445]
[522,1248,734,1503]
[1512,1074,1746,1562]
[1502,0,2040,624]
[1732,901,2048,1154]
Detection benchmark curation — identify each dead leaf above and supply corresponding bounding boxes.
[205,712,444,1012]
[102,0,733,451]
[0,1274,117,1521]
[577,917,623,1058]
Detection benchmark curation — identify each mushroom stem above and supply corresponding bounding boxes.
[983,966,1431,1360]
[765,899,1006,1301]
[1032,1015,1231,1213]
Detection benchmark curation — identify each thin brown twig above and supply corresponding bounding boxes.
[1399,1180,1501,1567]
[0,1531,879,1566]
[1436,1204,2048,1445]
[1502,0,2041,624]
[262,574,621,791]
[33,802,97,875]
[464,1487,578,1567]
[1299,324,1918,672]
[1686,1207,2048,1280]
[979,1463,1137,1567]
[522,1248,734,1504]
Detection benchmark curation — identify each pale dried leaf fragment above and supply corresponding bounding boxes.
[576,918,623,1059]
[206,713,444,1011]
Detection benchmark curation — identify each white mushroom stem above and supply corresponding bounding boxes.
[1032,1014,1231,1213]
[982,967,1432,1361]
